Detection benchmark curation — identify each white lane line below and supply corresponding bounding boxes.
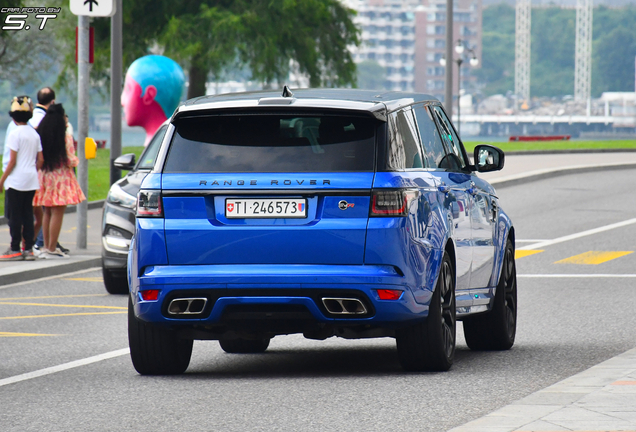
[518,274,636,278]
[518,218,636,250]
[0,348,129,388]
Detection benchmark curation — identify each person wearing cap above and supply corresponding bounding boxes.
[0,96,44,260]
[3,88,53,174]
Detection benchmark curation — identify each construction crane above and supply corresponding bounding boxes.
[575,0,593,109]
[515,0,531,109]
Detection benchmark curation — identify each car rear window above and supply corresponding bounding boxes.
[164,114,377,173]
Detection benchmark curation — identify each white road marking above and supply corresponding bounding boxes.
[518,218,636,251]
[518,274,636,278]
[0,348,130,388]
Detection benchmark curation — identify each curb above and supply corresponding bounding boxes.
[0,257,101,286]
[490,161,636,189]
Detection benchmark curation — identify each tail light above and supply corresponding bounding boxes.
[370,189,419,217]
[136,190,163,217]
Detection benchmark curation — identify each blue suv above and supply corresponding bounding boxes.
[128,88,517,374]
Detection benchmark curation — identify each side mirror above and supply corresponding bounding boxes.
[114,153,136,171]
[473,145,505,173]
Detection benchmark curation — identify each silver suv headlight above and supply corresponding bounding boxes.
[106,183,137,209]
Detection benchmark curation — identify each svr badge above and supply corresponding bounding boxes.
[338,200,355,210]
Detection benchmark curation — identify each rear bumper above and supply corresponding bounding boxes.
[131,264,432,332]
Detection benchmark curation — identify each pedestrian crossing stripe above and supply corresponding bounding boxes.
[0,332,59,337]
[515,250,544,259]
[555,251,633,265]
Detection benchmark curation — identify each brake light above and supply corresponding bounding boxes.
[376,289,403,300]
[140,289,160,301]
[370,189,418,217]
[136,190,163,217]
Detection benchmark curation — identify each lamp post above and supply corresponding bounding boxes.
[440,39,479,137]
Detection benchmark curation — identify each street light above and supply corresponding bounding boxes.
[440,39,479,137]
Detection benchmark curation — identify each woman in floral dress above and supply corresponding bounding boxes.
[33,104,85,259]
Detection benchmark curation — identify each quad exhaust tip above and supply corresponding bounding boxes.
[321,297,368,315]
[167,298,208,315]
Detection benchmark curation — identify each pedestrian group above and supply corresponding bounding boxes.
[0,87,86,261]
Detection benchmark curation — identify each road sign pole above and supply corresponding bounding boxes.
[76,14,89,249]
[110,0,122,185]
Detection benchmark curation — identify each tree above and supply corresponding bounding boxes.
[473,32,514,96]
[592,8,636,95]
[475,4,515,96]
[0,0,61,86]
[356,60,387,90]
[70,0,359,99]
[479,4,636,98]
[530,7,575,97]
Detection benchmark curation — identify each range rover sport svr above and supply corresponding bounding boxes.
[127,88,517,374]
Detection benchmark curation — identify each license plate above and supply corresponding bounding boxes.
[225,198,307,219]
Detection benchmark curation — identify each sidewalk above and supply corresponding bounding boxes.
[449,347,636,432]
[0,205,103,285]
[480,151,636,188]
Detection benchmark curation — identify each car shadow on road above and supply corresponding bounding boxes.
[180,344,495,379]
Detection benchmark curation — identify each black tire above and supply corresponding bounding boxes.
[463,237,517,351]
[103,266,128,295]
[128,297,193,375]
[396,252,456,372]
[219,338,270,354]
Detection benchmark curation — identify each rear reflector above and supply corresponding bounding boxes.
[376,289,403,301]
[370,189,418,217]
[140,290,160,301]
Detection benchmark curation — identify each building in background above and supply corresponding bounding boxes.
[347,0,482,103]
[349,0,419,92]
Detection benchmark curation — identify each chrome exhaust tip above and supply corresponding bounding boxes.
[167,298,208,315]
[321,297,367,315]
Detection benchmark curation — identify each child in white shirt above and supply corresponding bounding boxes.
[0,96,44,260]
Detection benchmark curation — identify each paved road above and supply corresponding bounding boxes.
[0,168,634,431]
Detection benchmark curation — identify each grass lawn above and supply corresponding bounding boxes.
[87,146,146,203]
[1,139,634,217]
[463,139,636,153]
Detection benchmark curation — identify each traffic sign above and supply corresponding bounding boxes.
[70,0,116,17]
